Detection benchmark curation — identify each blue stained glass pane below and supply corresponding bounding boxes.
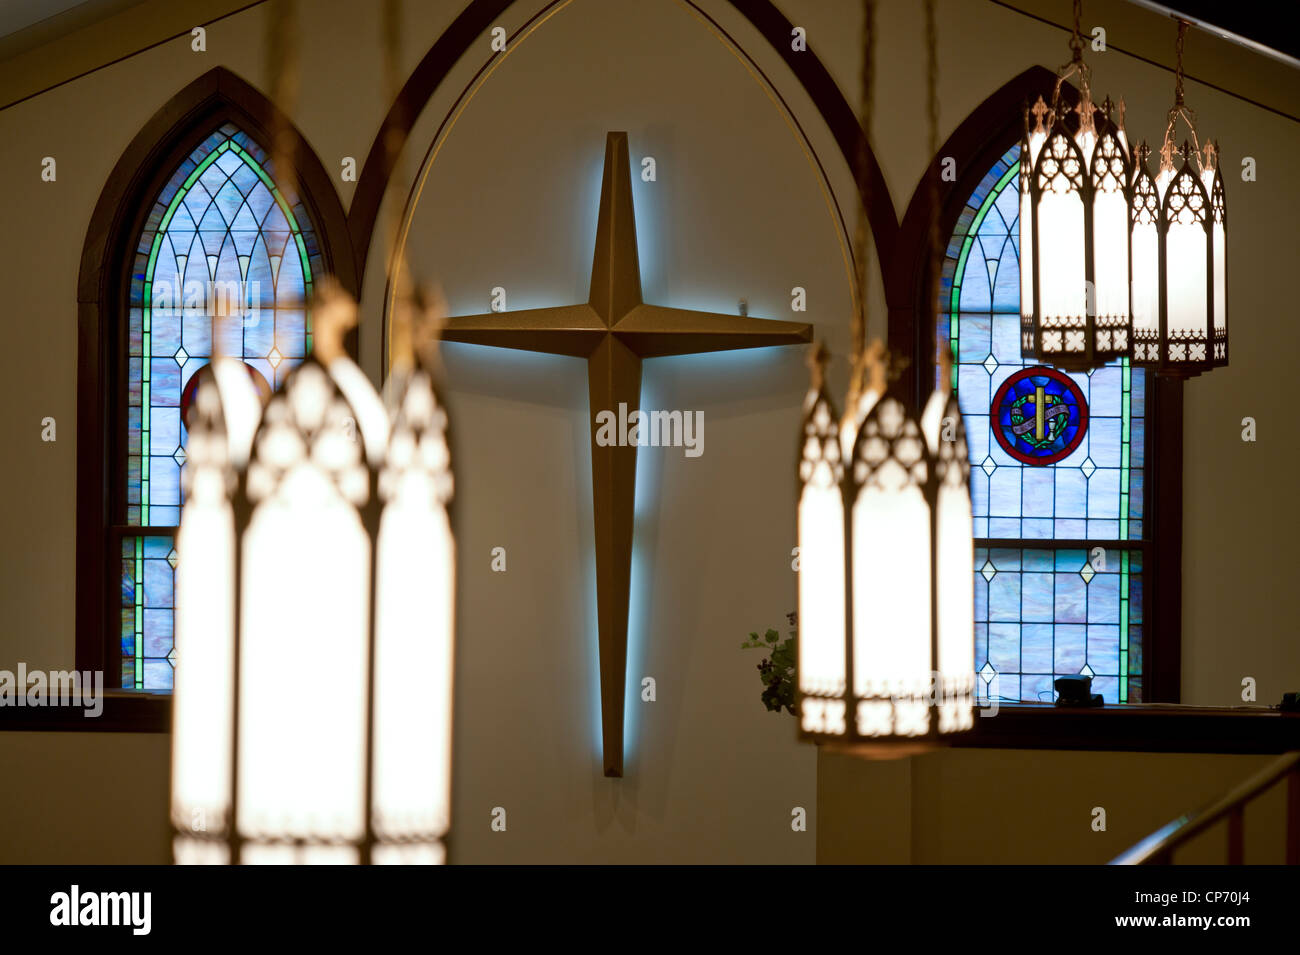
[144,537,172,558]
[152,310,182,355]
[991,313,1021,361]
[1022,574,1054,621]
[1087,519,1119,538]
[989,574,1021,621]
[182,310,213,357]
[143,660,174,690]
[1088,468,1120,517]
[1054,518,1087,537]
[1054,625,1086,672]
[1022,550,1054,571]
[959,247,991,311]
[150,359,180,406]
[1087,626,1120,674]
[1089,417,1122,466]
[988,624,1020,672]
[957,315,991,361]
[245,311,275,357]
[1055,469,1087,517]
[1022,518,1052,539]
[149,407,180,454]
[1091,677,1118,704]
[995,674,1020,700]
[149,506,180,526]
[1022,468,1053,518]
[1088,573,1120,622]
[1131,374,1146,417]
[989,467,1021,516]
[989,517,1021,537]
[149,457,180,505]
[142,559,173,609]
[990,548,1021,571]
[965,414,990,461]
[1023,674,1056,703]
[1022,624,1054,672]
[990,235,1020,309]
[143,608,174,656]
[1054,573,1087,623]
[957,365,991,411]
[1088,366,1121,414]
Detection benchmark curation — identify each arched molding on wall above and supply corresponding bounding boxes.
[75,66,355,674]
[889,65,1183,702]
[887,65,1059,409]
[346,0,898,323]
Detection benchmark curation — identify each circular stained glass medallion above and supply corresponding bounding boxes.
[990,366,1088,466]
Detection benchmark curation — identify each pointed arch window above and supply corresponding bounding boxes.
[119,122,322,690]
[937,144,1149,705]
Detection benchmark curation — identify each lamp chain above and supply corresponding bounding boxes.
[1069,0,1083,60]
[1174,17,1187,107]
[265,0,299,207]
[850,0,876,375]
[924,0,947,393]
[1162,18,1201,171]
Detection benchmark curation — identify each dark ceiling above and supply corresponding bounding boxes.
[1159,0,1300,62]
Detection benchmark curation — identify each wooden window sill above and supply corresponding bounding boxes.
[0,690,170,732]
[951,702,1300,754]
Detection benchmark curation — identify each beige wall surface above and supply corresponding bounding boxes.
[819,748,1288,865]
[0,0,1295,864]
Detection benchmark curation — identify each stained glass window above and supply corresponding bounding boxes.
[119,122,320,689]
[937,145,1147,703]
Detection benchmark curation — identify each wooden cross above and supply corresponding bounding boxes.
[440,132,812,775]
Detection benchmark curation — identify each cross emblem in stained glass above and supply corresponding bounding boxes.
[990,366,1088,465]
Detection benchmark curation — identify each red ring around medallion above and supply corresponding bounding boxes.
[180,361,273,432]
[990,366,1089,466]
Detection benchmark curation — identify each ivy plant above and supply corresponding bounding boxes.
[741,611,797,716]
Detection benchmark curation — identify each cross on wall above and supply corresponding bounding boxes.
[439,131,812,776]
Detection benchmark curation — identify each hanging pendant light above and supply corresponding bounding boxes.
[170,280,457,864]
[796,0,974,750]
[1131,19,1228,376]
[798,351,975,746]
[1020,0,1133,370]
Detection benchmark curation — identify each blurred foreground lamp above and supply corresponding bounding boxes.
[795,0,973,751]
[1020,0,1133,370]
[1130,18,1228,375]
[797,347,975,748]
[170,280,455,864]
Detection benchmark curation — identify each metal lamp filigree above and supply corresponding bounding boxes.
[1020,0,1134,370]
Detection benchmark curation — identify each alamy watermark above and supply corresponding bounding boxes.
[594,403,704,458]
[0,664,104,717]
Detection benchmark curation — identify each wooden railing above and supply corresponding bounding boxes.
[1110,751,1300,864]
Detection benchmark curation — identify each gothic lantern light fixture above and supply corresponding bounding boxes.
[170,280,456,864]
[1130,18,1228,375]
[797,349,975,747]
[795,0,974,751]
[1020,0,1134,370]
